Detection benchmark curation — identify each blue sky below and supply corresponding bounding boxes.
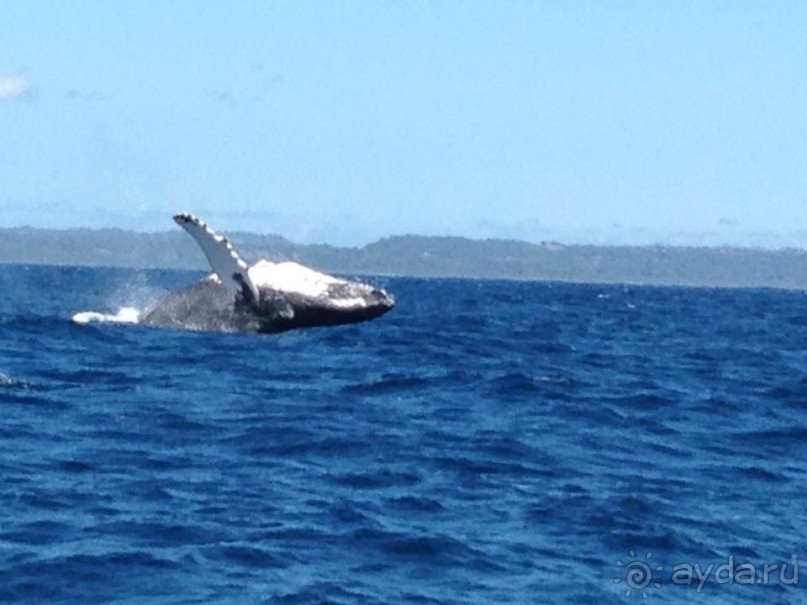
[1,1,806,247]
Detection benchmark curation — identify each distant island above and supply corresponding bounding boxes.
[2,226,807,289]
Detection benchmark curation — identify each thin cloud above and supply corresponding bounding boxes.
[65,89,106,102]
[0,74,32,100]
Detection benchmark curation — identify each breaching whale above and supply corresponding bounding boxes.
[138,213,395,333]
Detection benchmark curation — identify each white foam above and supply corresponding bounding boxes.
[71,307,141,325]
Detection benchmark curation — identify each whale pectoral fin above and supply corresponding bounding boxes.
[233,271,260,307]
[174,213,260,306]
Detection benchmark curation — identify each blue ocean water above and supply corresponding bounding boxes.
[1,264,806,604]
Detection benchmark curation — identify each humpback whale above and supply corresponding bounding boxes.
[138,214,395,333]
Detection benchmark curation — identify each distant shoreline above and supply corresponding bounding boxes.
[2,227,807,290]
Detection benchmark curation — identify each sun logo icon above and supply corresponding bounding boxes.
[614,551,662,599]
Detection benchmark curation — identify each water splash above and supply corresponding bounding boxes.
[71,307,141,325]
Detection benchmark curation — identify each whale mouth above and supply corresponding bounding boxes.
[373,289,395,309]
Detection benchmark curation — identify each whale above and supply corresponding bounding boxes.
[138,213,395,333]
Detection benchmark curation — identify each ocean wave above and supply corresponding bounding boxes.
[1,270,806,604]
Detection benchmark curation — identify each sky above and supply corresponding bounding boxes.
[1,1,806,247]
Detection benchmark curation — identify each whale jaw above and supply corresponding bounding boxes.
[252,283,395,333]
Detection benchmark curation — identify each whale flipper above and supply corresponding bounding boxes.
[173,213,260,306]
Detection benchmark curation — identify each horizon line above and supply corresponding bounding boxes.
[1,223,807,254]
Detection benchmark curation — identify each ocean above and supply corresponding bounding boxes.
[0,264,806,604]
